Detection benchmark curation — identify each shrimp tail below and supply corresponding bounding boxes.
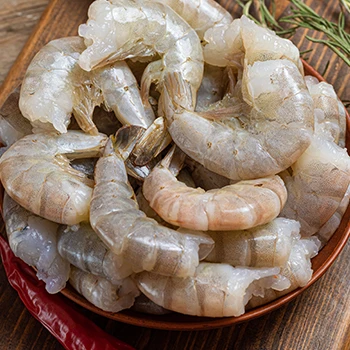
[160,145,186,177]
[112,125,144,160]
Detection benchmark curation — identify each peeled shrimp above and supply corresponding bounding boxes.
[3,193,70,294]
[0,131,107,225]
[78,0,204,105]
[162,58,313,180]
[69,266,140,312]
[150,0,233,40]
[205,218,300,267]
[279,135,350,236]
[0,87,32,147]
[57,223,133,283]
[20,37,154,134]
[203,15,303,71]
[305,75,346,147]
[135,263,288,317]
[143,147,287,231]
[89,130,214,277]
[248,237,320,308]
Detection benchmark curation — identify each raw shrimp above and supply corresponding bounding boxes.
[279,135,350,236]
[162,55,314,180]
[203,15,303,71]
[57,223,133,283]
[143,147,287,231]
[316,184,350,246]
[0,87,32,147]
[78,0,204,106]
[3,193,70,294]
[205,218,300,267]
[135,263,289,317]
[0,131,107,225]
[150,0,233,40]
[69,266,140,312]
[247,237,320,309]
[89,128,214,278]
[19,37,154,134]
[305,75,346,147]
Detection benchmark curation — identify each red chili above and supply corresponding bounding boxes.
[0,235,134,350]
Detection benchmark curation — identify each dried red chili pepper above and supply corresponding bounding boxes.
[0,235,134,350]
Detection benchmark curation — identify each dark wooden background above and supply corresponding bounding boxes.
[0,1,349,349]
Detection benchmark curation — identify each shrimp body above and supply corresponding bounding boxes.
[162,57,314,180]
[78,0,204,103]
[57,223,133,283]
[20,37,154,134]
[280,135,350,236]
[69,267,140,312]
[0,131,107,225]
[143,148,287,230]
[205,218,300,267]
[90,137,214,277]
[151,0,233,40]
[248,237,320,308]
[305,75,346,147]
[3,193,70,294]
[135,263,285,317]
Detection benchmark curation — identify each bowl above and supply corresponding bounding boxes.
[53,60,349,331]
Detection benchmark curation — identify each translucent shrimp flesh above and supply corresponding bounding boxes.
[135,263,288,317]
[0,131,107,225]
[143,147,288,231]
[57,223,133,283]
[150,0,233,40]
[69,266,140,313]
[305,75,347,147]
[279,135,350,237]
[162,57,314,180]
[89,129,214,277]
[19,36,154,134]
[131,294,171,315]
[205,218,301,267]
[247,237,320,309]
[3,193,70,294]
[78,0,204,105]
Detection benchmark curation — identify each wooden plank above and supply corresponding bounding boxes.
[0,0,349,349]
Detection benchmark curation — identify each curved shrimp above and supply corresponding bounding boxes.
[0,131,107,225]
[203,15,303,72]
[57,223,133,283]
[78,0,204,104]
[248,237,320,309]
[205,218,300,267]
[3,193,70,294]
[135,263,288,317]
[305,75,347,147]
[19,36,154,134]
[89,128,214,277]
[150,0,233,40]
[143,146,287,231]
[69,266,140,313]
[279,135,350,237]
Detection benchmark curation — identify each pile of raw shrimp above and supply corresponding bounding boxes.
[0,0,349,318]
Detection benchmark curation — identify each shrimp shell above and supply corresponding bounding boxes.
[90,136,214,277]
[69,266,140,313]
[205,218,301,267]
[143,147,288,231]
[3,193,70,294]
[135,263,285,317]
[57,223,133,283]
[0,131,107,225]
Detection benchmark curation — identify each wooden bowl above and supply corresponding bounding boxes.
[55,61,349,331]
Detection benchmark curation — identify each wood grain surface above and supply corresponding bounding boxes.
[0,0,349,349]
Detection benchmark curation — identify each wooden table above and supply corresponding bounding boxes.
[0,1,349,349]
